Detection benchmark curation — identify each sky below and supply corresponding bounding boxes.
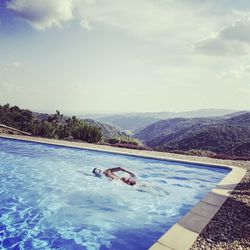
[0,0,250,114]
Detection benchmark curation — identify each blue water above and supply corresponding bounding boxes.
[0,138,229,250]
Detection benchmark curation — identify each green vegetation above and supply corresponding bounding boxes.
[134,113,250,159]
[82,119,128,140]
[107,135,148,150]
[108,135,140,146]
[0,103,33,132]
[0,104,141,147]
[2,103,248,158]
[0,104,102,143]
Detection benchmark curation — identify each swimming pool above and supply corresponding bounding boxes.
[0,137,229,250]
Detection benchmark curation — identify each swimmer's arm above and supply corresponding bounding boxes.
[119,167,136,177]
[108,167,136,177]
[103,169,120,180]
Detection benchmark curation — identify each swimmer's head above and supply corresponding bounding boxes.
[92,168,102,177]
[121,177,136,186]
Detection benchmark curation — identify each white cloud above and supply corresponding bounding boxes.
[194,37,249,56]
[239,87,250,93]
[7,0,74,30]
[220,19,250,43]
[194,14,250,56]
[130,58,151,66]
[76,0,206,38]
[0,81,20,92]
[220,64,250,79]
[82,0,96,5]
[1,62,21,71]
[80,19,93,31]
[12,61,21,68]
[6,0,215,43]
[2,1,250,112]
[5,0,250,56]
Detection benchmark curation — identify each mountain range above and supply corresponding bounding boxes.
[134,113,250,158]
[80,109,247,132]
[2,105,249,159]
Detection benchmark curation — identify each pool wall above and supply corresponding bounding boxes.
[0,134,246,250]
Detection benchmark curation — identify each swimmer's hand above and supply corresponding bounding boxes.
[130,173,136,178]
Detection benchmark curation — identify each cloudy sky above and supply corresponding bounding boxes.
[0,0,250,114]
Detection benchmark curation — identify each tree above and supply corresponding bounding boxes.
[1,104,103,143]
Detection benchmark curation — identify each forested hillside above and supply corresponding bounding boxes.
[0,104,102,143]
[134,113,250,159]
[0,103,143,149]
[1,104,249,158]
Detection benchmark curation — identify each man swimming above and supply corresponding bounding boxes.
[92,167,137,186]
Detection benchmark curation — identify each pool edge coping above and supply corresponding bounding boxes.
[0,134,247,250]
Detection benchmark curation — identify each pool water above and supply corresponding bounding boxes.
[0,138,229,250]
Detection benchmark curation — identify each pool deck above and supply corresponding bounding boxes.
[0,134,247,250]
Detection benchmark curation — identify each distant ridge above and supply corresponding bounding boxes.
[134,112,250,159]
[80,109,248,132]
[83,119,128,140]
